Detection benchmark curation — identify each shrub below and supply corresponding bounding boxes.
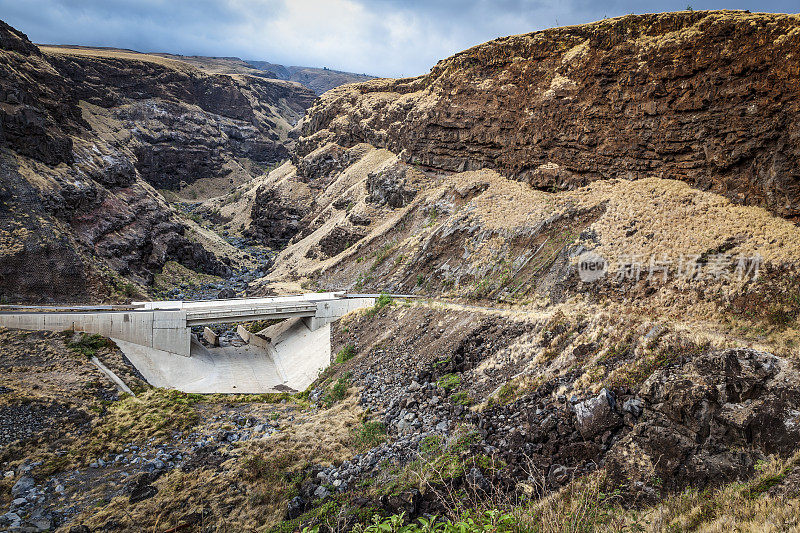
[351,421,387,451]
[66,333,112,357]
[370,243,395,272]
[364,293,393,318]
[436,373,461,392]
[450,391,474,406]
[335,344,357,364]
[419,435,444,455]
[323,374,351,406]
[246,319,281,334]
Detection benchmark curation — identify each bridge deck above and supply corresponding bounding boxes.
[0,293,395,392]
[185,302,318,326]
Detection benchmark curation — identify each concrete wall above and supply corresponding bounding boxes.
[304,297,376,330]
[261,317,331,390]
[0,310,191,356]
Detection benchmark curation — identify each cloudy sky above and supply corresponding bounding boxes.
[1,0,797,77]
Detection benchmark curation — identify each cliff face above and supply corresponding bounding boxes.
[0,22,315,303]
[298,11,800,217]
[44,46,316,192]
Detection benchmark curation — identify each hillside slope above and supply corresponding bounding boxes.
[0,21,314,303]
[245,60,373,95]
[298,10,800,218]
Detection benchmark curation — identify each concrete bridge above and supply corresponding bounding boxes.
[0,293,377,393]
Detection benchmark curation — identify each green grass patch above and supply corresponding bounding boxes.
[351,421,387,451]
[85,389,200,457]
[347,510,516,533]
[436,373,461,392]
[66,333,113,357]
[334,344,357,364]
[363,293,393,318]
[322,373,351,407]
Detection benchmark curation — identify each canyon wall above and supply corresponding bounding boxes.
[0,21,316,302]
[297,11,800,217]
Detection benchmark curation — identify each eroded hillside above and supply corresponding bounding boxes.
[0,22,315,303]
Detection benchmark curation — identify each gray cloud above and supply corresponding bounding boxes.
[0,0,797,77]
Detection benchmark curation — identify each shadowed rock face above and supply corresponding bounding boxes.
[0,22,84,166]
[245,185,311,249]
[607,348,800,502]
[299,11,800,217]
[0,20,289,302]
[46,51,315,190]
[0,161,91,302]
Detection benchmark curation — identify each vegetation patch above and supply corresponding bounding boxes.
[450,391,474,406]
[370,243,397,272]
[350,510,517,533]
[244,318,282,334]
[351,421,387,451]
[152,260,222,295]
[436,373,461,392]
[86,389,200,457]
[727,273,800,332]
[605,334,710,389]
[65,333,113,358]
[323,373,352,407]
[363,293,394,318]
[335,344,357,364]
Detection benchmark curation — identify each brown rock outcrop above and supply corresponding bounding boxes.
[298,11,800,217]
[608,348,800,500]
[0,22,84,166]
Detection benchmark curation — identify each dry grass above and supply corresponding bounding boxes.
[515,453,800,532]
[39,45,198,74]
[252,394,363,466]
[152,260,224,294]
[258,143,800,346]
[377,451,800,532]
[73,395,363,532]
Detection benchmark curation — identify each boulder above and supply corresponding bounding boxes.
[11,476,34,497]
[217,288,236,299]
[287,496,305,519]
[366,162,416,208]
[573,388,621,439]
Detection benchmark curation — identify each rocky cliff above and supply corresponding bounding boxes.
[43,45,316,194]
[0,21,315,303]
[241,11,800,332]
[297,10,800,218]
